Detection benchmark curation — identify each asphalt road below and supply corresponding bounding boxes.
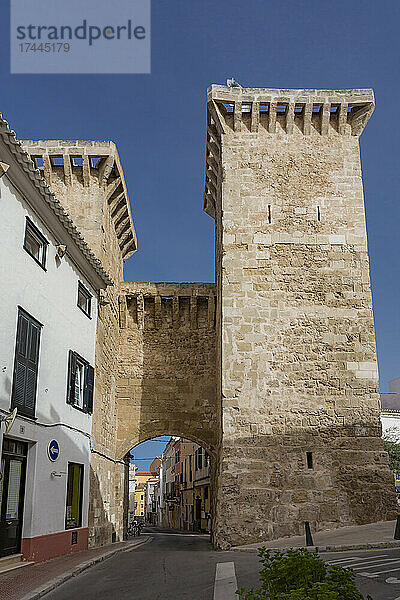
[43,528,400,600]
[321,548,400,600]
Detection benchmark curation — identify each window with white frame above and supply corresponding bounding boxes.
[66,350,94,413]
[77,282,92,318]
[23,217,48,270]
[73,358,85,409]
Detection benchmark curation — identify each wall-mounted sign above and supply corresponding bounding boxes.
[47,439,60,462]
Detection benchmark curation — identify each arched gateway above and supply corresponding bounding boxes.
[116,282,218,460]
[23,84,397,551]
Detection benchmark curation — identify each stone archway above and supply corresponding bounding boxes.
[116,431,217,463]
[116,282,219,462]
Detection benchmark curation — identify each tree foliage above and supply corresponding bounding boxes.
[237,548,373,600]
[382,427,400,474]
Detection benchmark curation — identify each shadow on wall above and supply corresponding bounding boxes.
[88,462,117,547]
[116,290,219,461]
[213,424,398,549]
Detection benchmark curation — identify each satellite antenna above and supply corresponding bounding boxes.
[1,408,17,435]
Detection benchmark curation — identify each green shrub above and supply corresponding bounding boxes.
[237,548,373,600]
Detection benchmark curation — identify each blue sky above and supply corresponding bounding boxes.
[130,436,170,473]
[1,0,399,437]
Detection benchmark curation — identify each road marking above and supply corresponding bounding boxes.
[385,577,400,584]
[328,555,389,565]
[327,558,361,565]
[359,566,400,577]
[322,548,389,556]
[214,562,238,600]
[353,559,400,570]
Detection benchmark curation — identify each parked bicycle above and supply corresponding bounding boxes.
[127,520,144,537]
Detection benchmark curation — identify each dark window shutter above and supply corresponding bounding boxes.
[28,324,40,363]
[24,367,37,412]
[24,322,40,412]
[17,314,29,357]
[66,350,77,405]
[13,361,27,410]
[12,309,41,417]
[84,364,94,414]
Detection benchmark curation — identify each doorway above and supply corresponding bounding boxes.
[0,438,28,557]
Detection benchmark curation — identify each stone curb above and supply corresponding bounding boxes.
[19,536,152,600]
[232,540,400,553]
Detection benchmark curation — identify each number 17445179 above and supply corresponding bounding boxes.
[19,42,70,52]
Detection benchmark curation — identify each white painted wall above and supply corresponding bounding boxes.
[381,413,400,439]
[0,171,98,539]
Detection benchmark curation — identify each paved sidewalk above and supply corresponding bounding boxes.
[233,520,400,553]
[0,535,151,600]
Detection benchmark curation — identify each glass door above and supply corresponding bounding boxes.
[0,439,28,557]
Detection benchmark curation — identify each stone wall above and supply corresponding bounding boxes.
[89,291,125,546]
[205,86,397,548]
[116,282,218,459]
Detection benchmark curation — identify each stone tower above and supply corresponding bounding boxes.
[204,85,397,548]
[22,140,136,546]
[20,85,397,551]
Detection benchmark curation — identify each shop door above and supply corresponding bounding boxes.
[0,438,28,557]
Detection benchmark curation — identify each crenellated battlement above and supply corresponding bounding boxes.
[207,85,374,138]
[119,282,217,330]
[22,140,136,264]
[204,85,375,219]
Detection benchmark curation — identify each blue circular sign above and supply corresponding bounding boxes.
[47,440,60,462]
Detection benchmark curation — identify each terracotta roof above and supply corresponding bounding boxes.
[0,114,113,287]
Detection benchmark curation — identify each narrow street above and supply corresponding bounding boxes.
[43,528,260,600]
[40,529,400,600]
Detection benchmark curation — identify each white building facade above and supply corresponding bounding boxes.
[0,116,111,562]
[380,378,400,438]
[144,477,159,525]
[128,463,136,526]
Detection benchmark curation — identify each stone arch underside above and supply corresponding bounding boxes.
[115,282,219,461]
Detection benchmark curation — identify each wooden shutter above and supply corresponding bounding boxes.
[66,350,77,405]
[12,309,41,417]
[84,364,94,414]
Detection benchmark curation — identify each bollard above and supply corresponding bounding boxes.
[305,521,314,546]
[394,515,400,540]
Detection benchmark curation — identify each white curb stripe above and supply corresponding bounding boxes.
[214,562,238,600]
